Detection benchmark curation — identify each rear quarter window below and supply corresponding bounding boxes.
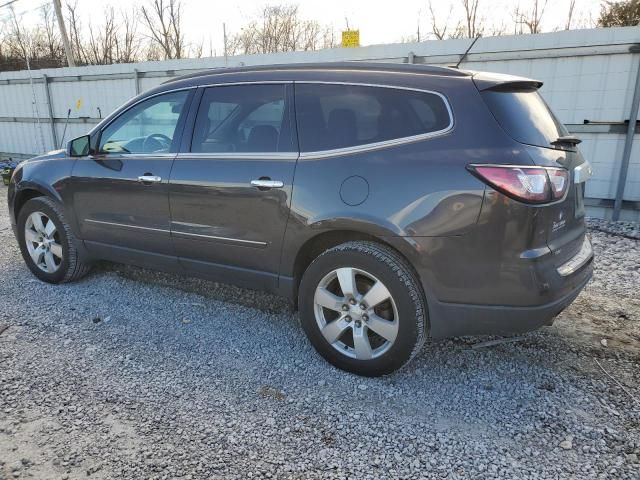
[481,88,569,149]
[295,83,451,152]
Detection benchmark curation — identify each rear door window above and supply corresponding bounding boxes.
[481,87,569,149]
[295,83,451,152]
[191,84,294,153]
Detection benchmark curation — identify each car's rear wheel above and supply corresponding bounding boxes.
[17,196,91,284]
[298,241,427,376]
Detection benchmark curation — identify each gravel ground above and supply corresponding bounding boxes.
[1,185,639,480]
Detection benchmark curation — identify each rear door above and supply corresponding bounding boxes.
[72,90,192,265]
[168,83,298,290]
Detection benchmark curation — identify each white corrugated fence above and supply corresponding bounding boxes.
[1,26,639,220]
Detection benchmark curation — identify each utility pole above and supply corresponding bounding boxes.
[223,22,228,66]
[52,0,75,67]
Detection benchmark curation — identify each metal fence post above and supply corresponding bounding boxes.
[613,55,640,221]
[42,74,58,150]
[133,69,140,95]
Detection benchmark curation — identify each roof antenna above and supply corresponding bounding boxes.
[454,35,480,69]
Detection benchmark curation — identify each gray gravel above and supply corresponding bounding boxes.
[1,186,639,479]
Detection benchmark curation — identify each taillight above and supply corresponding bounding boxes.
[467,164,569,204]
[546,168,569,200]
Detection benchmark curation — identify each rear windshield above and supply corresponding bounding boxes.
[481,88,569,149]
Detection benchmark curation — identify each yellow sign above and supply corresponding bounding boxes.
[75,99,82,110]
[341,30,360,48]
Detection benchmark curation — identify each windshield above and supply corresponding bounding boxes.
[481,87,569,149]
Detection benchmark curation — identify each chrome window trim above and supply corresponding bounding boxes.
[89,153,176,159]
[295,81,454,160]
[177,80,453,159]
[85,219,170,234]
[176,152,298,160]
[197,80,293,88]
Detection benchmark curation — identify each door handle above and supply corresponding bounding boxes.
[250,179,284,189]
[138,175,162,184]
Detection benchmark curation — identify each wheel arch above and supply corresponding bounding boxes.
[287,229,425,306]
[12,183,63,223]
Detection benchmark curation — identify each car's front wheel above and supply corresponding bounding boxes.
[17,196,92,284]
[298,241,428,376]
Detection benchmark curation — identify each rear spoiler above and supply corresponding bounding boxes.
[472,71,543,91]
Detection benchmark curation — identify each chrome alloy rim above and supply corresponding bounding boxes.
[24,211,63,273]
[313,267,399,360]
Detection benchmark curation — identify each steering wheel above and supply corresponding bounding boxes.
[142,133,172,153]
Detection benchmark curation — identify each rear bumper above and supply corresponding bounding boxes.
[428,255,592,339]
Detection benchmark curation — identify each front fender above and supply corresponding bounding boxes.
[9,157,77,233]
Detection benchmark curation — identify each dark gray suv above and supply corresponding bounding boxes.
[7,63,594,376]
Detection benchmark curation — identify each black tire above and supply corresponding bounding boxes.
[298,241,428,376]
[17,196,92,284]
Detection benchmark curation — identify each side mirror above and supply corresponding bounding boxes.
[68,135,91,157]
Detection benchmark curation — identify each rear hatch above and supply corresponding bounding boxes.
[474,73,590,268]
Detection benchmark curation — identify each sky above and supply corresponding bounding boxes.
[3,0,604,56]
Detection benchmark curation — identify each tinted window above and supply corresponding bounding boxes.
[191,84,293,153]
[295,83,451,152]
[481,88,569,149]
[99,91,188,154]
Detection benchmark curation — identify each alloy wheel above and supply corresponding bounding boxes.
[24,211,63,273]
[313,267,399,360]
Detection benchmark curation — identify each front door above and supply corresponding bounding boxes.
[71,90,192,265]
[169,83,298,290]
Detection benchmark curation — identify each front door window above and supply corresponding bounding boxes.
[99,90,189,154]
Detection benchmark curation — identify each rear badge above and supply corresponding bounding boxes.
[552,211,566,232]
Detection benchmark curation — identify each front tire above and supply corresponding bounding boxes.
[298,241,427,376]
[17,196,91,284]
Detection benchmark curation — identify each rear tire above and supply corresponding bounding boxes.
[298,241,427,376]
[17,196,92,284]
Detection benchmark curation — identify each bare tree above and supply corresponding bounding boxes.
[7,6,31,69]
[461,0,482,38]
[599,0,640,27]
[566,0,577,29]
[65,1,87,64]
[486,22,507,37]
[140,0,185,59]
[64,2,145,65]
[514,0,549,34]
[228,5,335,55]
[427,0,462,40]
[87,7,117,64]
[115,9,141,63]
[40,4,63,60]
[0,1,146,70]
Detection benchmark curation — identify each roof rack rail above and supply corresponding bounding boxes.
[162,62,471,85]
